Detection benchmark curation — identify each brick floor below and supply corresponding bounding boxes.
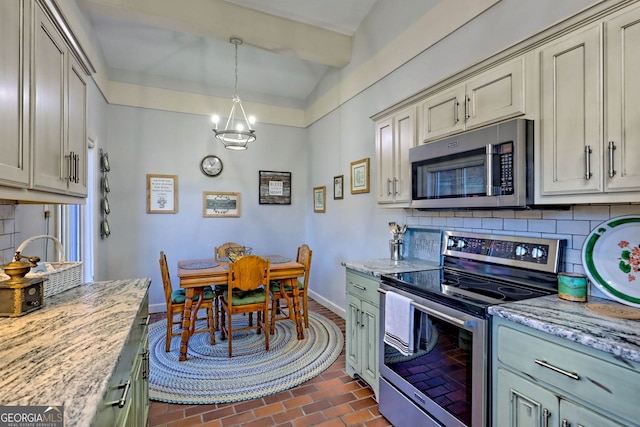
[148,300,392,427]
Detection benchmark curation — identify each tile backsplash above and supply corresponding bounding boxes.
[406,204,640,300]
[0,202,17,265]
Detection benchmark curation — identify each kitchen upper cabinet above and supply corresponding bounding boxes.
[375,106,415,206]
[0,0,91,202]
[492,317,639,427]
[0,0,30,188]
[32,1,87,197]
[537,2,640,203]
[421,57,526,142]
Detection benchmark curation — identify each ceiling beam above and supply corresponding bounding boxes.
[77,0,352,68]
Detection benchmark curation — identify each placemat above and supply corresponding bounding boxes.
[585,303,640,320]
[181,261,219,270]
[265,256,291,264]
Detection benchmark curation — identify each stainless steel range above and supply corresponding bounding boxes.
[378,230,565,427]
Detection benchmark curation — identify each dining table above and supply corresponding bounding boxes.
[176,254,305,361]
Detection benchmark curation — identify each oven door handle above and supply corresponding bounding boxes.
[379,288,467,328]
[412,301,468,327]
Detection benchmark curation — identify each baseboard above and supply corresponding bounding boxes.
[308,289,345,319]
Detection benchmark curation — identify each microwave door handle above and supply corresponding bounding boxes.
[486,144,493,196]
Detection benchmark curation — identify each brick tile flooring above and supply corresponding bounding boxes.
[148,300,392,427]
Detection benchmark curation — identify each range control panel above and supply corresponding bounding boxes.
[443,231,564,273]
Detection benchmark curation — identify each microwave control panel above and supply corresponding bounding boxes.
[493,142,514,195]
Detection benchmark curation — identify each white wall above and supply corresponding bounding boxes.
[105,105,308,310]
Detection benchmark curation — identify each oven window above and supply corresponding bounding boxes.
[414,149,486,200]
[383,309,473,425]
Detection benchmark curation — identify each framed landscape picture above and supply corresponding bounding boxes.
[350,158,370,194]
[313,186,326,213]
[203,192,241,217]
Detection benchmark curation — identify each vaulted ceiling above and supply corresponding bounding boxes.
[77,0,378,107]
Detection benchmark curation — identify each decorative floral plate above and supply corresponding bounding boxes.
[582,215,640,307]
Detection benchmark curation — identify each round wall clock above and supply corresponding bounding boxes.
[200,155,223,177]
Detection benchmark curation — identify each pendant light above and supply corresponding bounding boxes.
[211,37,256,150]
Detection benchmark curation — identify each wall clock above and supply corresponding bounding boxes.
[200,155,223,177]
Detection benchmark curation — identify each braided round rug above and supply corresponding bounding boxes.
[149,311,343,404]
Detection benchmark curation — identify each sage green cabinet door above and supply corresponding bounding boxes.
[495,367,557,427]
[359,299,379,389]
[560,399,626,427]
[345,293,362,376]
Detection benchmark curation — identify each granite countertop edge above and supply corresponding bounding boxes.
[342,258,441,277]
[0,278,151,426]
[489,294,640,363]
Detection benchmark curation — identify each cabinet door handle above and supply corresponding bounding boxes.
[352,283,366,291]
[75,153,80,183]
[543,408,551,427]
[584,145,593,180]
[106,380,131,408]
[534,359,580,380]
[393,178,398,196]
[561,418,568,427]
[387,178,392,196]
[608,141,616,178]
[454,100,459,124]
[68,151,75,182]
[465,95,471,119]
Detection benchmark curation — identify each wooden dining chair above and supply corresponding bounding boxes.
[159,251,216,352]
[270,244,313,333]
[219,255,271,357]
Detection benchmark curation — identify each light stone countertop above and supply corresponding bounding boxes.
[489,295,640,363]
[0,278,151,427]
[342,258,441,277]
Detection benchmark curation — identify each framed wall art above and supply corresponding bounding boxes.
[313,186,326,213]
[259,170,292,204]
[333,175,344,200]
[147,174,178,213]
[203,191,241,217]
[350,158,370,194]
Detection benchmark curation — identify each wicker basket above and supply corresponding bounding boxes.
[17,235,83,298]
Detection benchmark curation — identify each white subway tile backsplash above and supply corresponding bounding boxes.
[573,205,610,220]
[514,210,542,219]
[542,209,573,220]
[610,204,640,217]
[557,219,591,235]
[528,219,556,233]
[481,218,504,229]
[503,218,528,231]
[463,218,483,229]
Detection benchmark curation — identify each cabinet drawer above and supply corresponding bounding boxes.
[346,271,380,305]
[497,324,640,422]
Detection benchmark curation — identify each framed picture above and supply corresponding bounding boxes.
[350,158,370,194]
[259,170,292,204]
[313,186,326,213]
[333,175,344,200]
[147,174,178,213]
[203,192,241,217]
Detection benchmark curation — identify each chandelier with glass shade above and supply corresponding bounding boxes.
[211,37,256,150]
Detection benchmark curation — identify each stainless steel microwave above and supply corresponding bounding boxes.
[410,119,533,209]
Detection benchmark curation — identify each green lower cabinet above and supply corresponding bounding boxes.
[495,368,625,427]
[345,269,380,400]
[492,317,639,427]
